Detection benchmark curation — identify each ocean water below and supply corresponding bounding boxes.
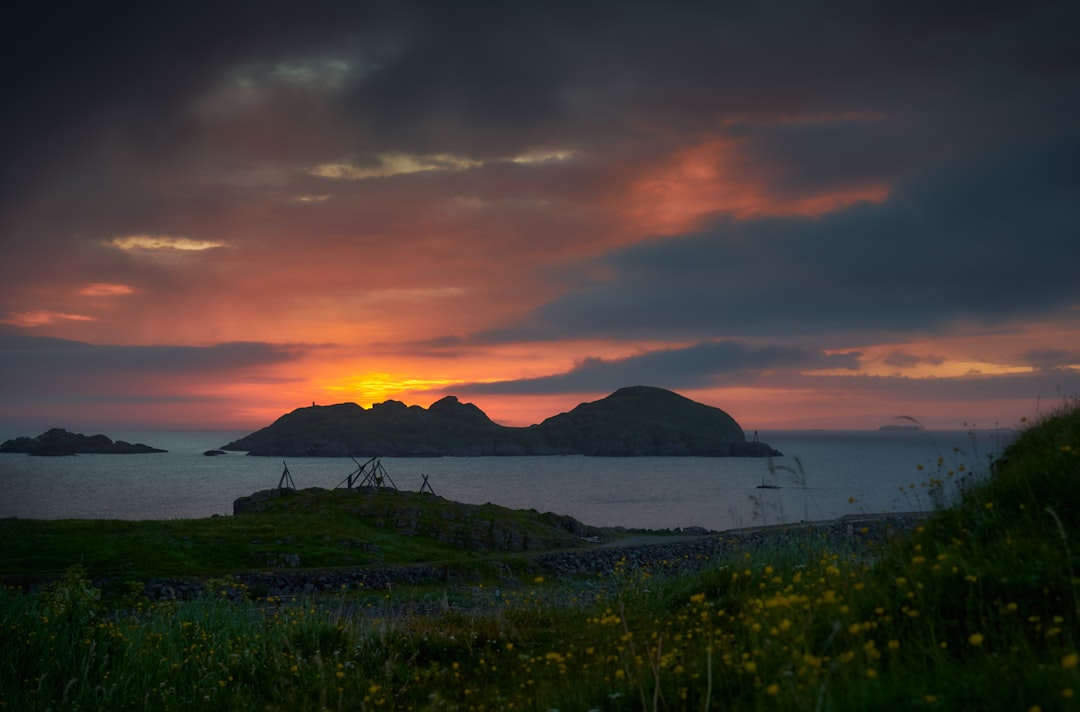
[0,429,1014,531]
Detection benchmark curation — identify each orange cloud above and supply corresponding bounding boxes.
[78,283,135,297]
[1,310,96,327]
[621,138,889,235]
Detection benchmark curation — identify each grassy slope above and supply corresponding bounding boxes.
[0,488,602,582]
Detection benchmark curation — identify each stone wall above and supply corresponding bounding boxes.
[142,514,922,602]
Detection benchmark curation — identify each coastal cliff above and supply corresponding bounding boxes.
[222,386,781,458]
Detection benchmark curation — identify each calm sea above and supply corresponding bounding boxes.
[0,429,1014,531]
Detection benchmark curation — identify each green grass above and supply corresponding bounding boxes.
[2,404,1078,710]
[0,488,602,585]
[0,508,457,581]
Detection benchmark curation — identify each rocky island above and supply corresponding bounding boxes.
[0,428,167,456]
[221,385,781,458]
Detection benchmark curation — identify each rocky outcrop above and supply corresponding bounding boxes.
[0,428,167,456]
[222,386,781,458]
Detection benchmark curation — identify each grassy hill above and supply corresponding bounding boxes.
[0,488,604,584]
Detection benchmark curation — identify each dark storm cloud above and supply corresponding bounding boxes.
[1022,348,1080,373]
[726,118,923,198]
[883,352,947,369]
[0,1,376,213]
[454,340,859,395]
[327,0,1080,166]
[788,370,1080,409]
[1,0,1072,300]
[453,349,1080,413]
[0,333,303,398]
[489,138,1080,342]
[7,0,1076,205]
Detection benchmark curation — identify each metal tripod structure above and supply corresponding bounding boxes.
[277,461,296,491]
[336,456,397,490]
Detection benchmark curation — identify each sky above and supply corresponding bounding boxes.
[1,0,1078,433]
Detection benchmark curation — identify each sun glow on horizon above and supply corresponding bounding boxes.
[317,372,463,408]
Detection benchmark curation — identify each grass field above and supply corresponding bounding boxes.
[0,487,605,586]
[2,403,1078,710]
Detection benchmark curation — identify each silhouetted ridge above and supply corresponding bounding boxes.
[221,386,780,458]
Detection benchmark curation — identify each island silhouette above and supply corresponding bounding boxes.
[0,428,167,456]
[222,385,781,458]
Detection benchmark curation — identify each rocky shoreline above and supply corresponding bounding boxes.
[142,513,925,602]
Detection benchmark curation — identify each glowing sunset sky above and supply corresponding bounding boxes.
[1,1,1078,432]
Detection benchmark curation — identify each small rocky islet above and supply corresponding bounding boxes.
[0,428,167,456]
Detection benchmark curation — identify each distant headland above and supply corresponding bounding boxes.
[221,385,782,458]
[0,428,167,456]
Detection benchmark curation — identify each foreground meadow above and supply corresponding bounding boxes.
[2,405,1078,710]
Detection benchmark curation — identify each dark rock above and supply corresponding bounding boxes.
[221,386,781,458]
[233,487,299,515]
[0,428,167,455]
[203,449,227,456]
